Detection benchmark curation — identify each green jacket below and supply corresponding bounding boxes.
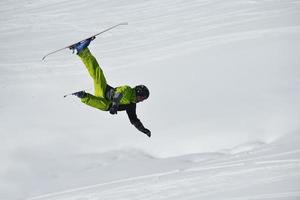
[115,85,137,105]
[81,85,137,111]
[77,48,150,136]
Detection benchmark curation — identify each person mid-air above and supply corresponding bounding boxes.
[70,38,151,137]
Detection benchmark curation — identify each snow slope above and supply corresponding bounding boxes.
[0,0,300,199]
[28,133,300,200]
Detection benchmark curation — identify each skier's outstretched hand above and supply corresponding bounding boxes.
[141,128,151,137]
[134,122,151,137]
[73,91,87,98]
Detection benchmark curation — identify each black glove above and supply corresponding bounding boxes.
[134,122,151,137]
[141,128,151,137]
[72,91,87,98]
[109,92,123,115]
[109,103,118,115]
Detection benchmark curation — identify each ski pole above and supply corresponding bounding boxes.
[63,93,74,98]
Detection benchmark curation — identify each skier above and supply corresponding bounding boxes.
[70,38,151,137]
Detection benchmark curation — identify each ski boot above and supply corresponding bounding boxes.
[69,37,95,54]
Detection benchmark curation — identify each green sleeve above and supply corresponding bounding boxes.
[81,93,110,111]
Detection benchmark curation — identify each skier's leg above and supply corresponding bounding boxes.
[78,48,107,98]
[81,93,110,111]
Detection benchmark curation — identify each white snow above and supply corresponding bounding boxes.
[0,0,300,199]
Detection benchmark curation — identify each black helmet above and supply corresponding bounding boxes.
[135,85,150,99]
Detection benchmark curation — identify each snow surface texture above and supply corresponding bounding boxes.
[0,0,299,199]
[27,135,300,200]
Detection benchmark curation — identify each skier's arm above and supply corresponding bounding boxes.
[80,93,110,111]
[126,104,151,137]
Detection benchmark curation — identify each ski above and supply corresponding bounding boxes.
[42,22,128,61]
